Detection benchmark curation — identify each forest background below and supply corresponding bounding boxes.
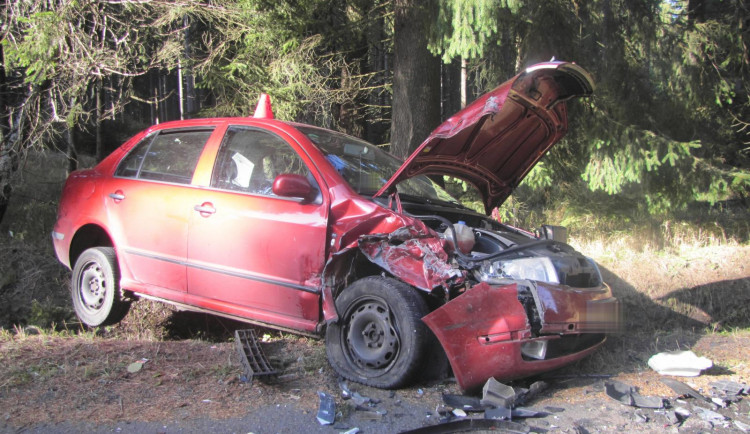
[1,0,748,226]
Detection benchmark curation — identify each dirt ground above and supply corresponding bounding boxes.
[0,321,748,433]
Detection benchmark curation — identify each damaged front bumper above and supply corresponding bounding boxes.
[422,281,621,391]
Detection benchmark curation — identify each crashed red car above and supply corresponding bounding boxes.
[52,61,620,391]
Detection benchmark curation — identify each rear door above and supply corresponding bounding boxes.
[105,127,215,293]
[186,125,328,332]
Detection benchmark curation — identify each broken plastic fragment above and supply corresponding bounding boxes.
[710,380,749,396]
[674,407,691,418]
[633,409,649,423]
[338,379,352,399]
[693,406,726,424]
[711,397,728,407]
[511,407,547,418]
[316,391,335,425]
[660,378,712,403]
[664,410,680,425]
[351,392,370,406]
[452,409,467,418]
[514,381,547,407]
[604,380,664,409]
[442,394,484,412]
[234,329,278,383]
[647,350,712,376]
[484,406,511,421]
[481,377,516,408]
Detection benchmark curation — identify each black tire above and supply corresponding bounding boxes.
[71,247,130,327]
[326,276,430,389]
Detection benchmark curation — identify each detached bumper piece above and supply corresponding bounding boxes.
[423,282,615,391]
[234,329,277,382]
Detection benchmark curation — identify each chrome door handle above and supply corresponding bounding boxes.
[108,192,125,201]
[193,204,216,215]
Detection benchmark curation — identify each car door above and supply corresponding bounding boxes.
[105,127,215,294]
[186,125,328,332]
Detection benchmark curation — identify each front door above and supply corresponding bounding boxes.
[186,126,328,332]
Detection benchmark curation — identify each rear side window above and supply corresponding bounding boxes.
[115,129,213,184]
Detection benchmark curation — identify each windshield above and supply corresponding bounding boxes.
[297,126,459,204]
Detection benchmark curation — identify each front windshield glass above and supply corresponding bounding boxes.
[297,126,458,204]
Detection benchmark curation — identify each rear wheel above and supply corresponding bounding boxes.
[71,247,130,327]
[326,276,430,388]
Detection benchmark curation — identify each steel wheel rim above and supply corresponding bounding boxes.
[77,260,107,313]
[343,296,401,372]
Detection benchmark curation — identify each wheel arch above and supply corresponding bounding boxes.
[69,224,114,268]
[321,248,441,324]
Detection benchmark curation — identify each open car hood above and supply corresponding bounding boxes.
[375,61,594,212]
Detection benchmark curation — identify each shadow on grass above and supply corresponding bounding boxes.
[547,266,750,382]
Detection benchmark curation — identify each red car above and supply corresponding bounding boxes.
[52,61,620,391]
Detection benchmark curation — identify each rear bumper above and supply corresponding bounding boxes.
[422,282,620,391]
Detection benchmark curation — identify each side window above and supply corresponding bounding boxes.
[211,127,315,197]
[115,129,213,184]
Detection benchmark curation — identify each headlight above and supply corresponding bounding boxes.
[478,256,560,284]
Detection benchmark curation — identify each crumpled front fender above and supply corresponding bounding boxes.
[358,226,463,291]
[422,283,531,390]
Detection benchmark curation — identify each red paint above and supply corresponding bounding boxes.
[423,282,614,391]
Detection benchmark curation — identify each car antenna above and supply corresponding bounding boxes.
[253,93,274,119]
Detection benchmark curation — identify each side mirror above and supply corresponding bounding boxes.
[272,173,314,200]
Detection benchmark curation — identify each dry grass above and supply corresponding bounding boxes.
[0,330,334,425]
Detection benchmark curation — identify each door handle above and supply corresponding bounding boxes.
[108,191,125,201]
[194,203,216,216]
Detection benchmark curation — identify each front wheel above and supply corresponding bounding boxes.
[325,276,430,389]
[71,247,130,327]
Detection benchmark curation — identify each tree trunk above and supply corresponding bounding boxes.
[389,0,441,159]
[0,43,11,224]
[95,77,104,161]
[66,121,78,175]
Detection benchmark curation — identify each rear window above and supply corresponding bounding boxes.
[115,128,214,184]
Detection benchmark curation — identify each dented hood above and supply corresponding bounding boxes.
[375,61,594,211]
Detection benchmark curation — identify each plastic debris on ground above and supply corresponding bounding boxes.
[481,377,516,408]
[441,394,484,412]
[735,420,750,432]
[647,350,712,376]
[451,408,467,418]
[711,380,749,397]
[693,406,727,424]
[660,378,712,404]
[604,380,664,409]
[316,391,335,425]
[338,379,353,400]
[351,392,370,406]
[484,406,512,421]
[663,410,681,425]
[234,329,278,384]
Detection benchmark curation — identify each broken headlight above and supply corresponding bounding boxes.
[478,256,560,284]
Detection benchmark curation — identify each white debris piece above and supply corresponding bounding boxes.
[647,350,712,376]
